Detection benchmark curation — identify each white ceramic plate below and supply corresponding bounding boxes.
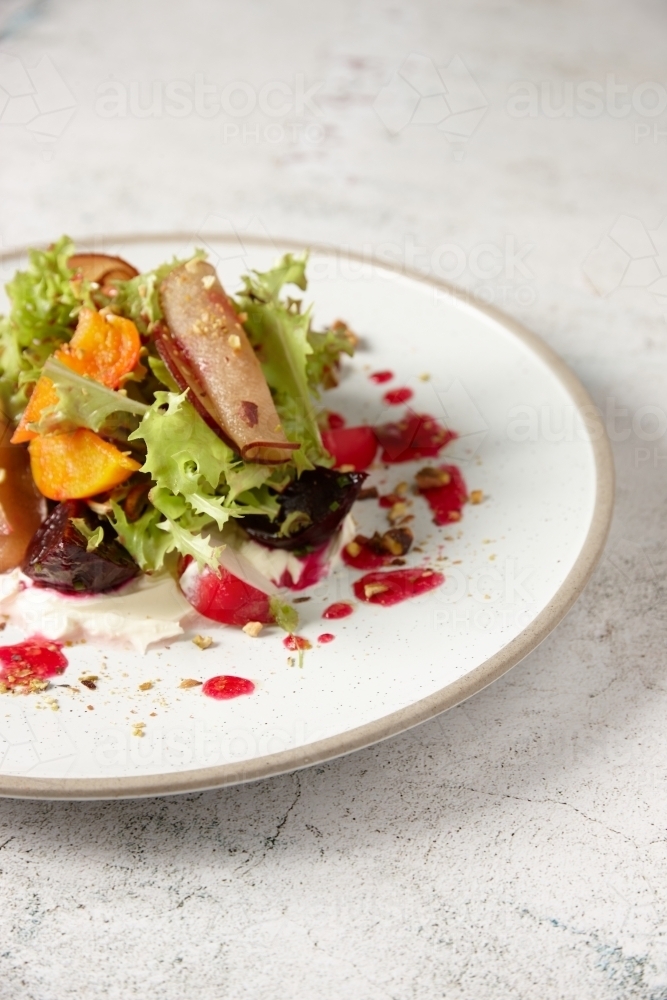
[0,235,613,799]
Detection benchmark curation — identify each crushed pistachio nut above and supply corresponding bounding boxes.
[132,722,146,737]
[179,678,202,689]
[242,621,264,638]
[469,489,484,505]
[388,501,409,524]
[364,582,389,599]
[394,481,409,497]
[346,540,361,558]
[138,681,153,692]
[79,675,98,690]
[338,464,356,473]
[415,466,451,491]
[192,635,213,650]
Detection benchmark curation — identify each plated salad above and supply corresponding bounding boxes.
[0,238,474,686]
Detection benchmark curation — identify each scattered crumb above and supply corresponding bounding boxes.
[415,466,451,490]
[293,596,311,603]
[339,464,355,473]
[469,489,484,505]
[179,678,202,689]
[388,501,409,524]
[287,656,296,667]
[192,635,213,650]
[395,481,409,497]
[87,705,94,711]
[138,681,153,692]
[150,712,157,717]
[448,511,461,522]
[489,554,496,561]
[201,274,215,289]
[228,333,242,352]
[358,487,379,501]
[132,722,146,738]
[45,697,59,712]
[346,540,361,558]
[452,559,462,565]
[80,675,98,691]
[242,621,264,638]
[418,373,431,381]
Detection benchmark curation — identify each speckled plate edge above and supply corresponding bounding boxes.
[0,234,615,799]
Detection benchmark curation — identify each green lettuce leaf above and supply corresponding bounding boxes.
[0,236,92,420]
[108,390,279,571]
[26,357,149,439]
[236,253,327,473]
[104,250,206,336]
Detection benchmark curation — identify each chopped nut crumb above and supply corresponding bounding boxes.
[388,501,409,524]
[381,526,413,556]
[358,487,379,501]
[448,511,461,521]
[415,467,451,490]
[364,582,389,598]
[418,373,431,381]
[201,274,215,289]
[346,540,361,558]
[395,481,409,497]
[132,722,146,737]
[179,678,202,689]
[293,596,311,603]
[287,656,296,667]
[228,333,242,352]
[80,675,98,690]
[138,681,153,692]
[237,311,248,323]
[192,635,213,650]
[469,489,484,504]
[339,464,355,473]
[242,621,264,638]
[87,705,94,710]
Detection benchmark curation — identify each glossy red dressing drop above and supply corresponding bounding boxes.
[369,370,393,384]
[383,386,413,405]
[353,567,444,606]
[283,635,312,651]
[318,633,335,644]
[325,411,346,430]
[0,636,67,691]
[202,675,255,700]
[419,464,468,525]
[342,539,392,570]
[322,601,354,620]
[375,412,456,463]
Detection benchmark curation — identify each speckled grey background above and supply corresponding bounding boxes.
[1,0,666,996]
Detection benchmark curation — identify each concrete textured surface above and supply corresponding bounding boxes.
[1,0,667,996]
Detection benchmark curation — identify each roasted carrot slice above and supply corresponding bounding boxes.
[11,308,141,444]
[28,429,140,501]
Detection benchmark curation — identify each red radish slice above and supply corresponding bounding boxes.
[322,425,378,471]
[180,561,274,626]
[159,261,299,464]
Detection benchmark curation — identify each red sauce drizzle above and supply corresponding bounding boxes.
[0,636,67,691]
[325,411,346,430]
[283,635,312,651]
[383,386,413,406]
[375,412,456,463]
[202,675,255,700]
[342,540,391,570]
[370,370,393,384]
[354,567,444,606]
[318,633,335,644]
[419,464,468,525]
[322,601,354,620]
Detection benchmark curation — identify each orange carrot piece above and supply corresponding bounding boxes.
[28,429,140,501]
[11,308,141,444]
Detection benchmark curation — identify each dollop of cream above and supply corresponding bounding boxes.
[0,570,192,653]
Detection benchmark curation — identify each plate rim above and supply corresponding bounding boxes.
[0,233,615,799]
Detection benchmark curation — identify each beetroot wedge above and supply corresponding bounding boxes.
[159,260,299,464]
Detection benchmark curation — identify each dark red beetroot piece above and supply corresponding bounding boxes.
[22,500,139,594]
[242,467,366,551]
